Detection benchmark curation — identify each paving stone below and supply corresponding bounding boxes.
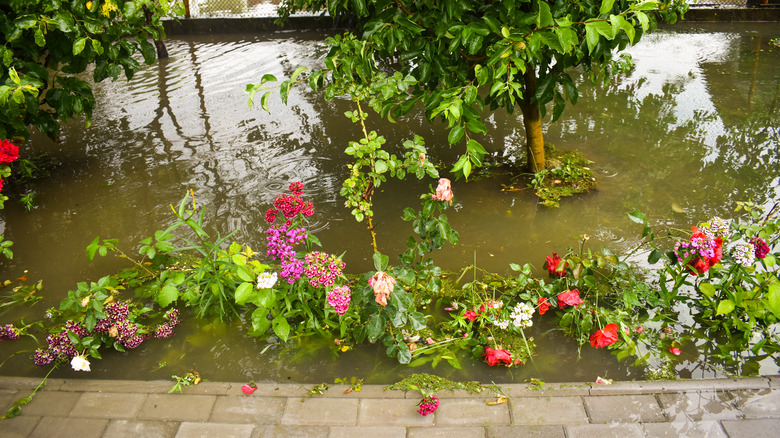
[0,388,19,412]
[504,383,591,397]
[229,383,309,398]
[357,398,433,426]
[281,397,358,425]
[486,425,565,438]
[175,422,255,437]
[720,418,780,438]
[731,389,780,418]
[19,390,81,417]
[641,420,727,437]
[70,392,146,419]
[330,425,407,438]
[29,416,108,438]
[103,419,180,437]
[1,415,40,438]
[511,395,588,425]
[0,377,50,391]
[565,423,644,438]
[209,396,286,423]
[408,426,486,437]
[768,376,780,389]
[56,379,171,394]
[138,394,217,422]
[250,424,329,438]
[434,398,510,426]
[657,391,741,422]
[177,381,231,395]
[584,394,665,423]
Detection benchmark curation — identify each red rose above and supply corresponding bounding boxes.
[545,252,566,277]
[589,323,619,348]
[482,346,513,366]
[537,297,551,315]
[751,237,770,259]
[557,289,583,308]
[669,347,681,356]
[0,139,19,163]
[689,256,710,275]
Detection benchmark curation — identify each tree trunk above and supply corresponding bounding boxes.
[519,70,545,172]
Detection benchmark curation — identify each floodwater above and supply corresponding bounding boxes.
[0,22,778,383]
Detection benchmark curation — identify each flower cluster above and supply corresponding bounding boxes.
[256,271,278,289]
[34,326,79,366]
[417,395,440,416]
[326,285,351,316]
[0,323,20,340]
[589,323,619,348]
[266,222,307,283]
[153,308,182,339]
[264,182,313,224]
[675,224,724,275]
[369,271,396,306]
[751,237,770,259]
[545,252,566,277]
[0,139,20,192]
[509,302,535,329]
[303,251,345,288]
[733,243,756,267]
[432,178,454,203]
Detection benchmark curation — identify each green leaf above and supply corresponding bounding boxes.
[699,282,716,298]
[234,282,255,305]
[627,210,647,224]
[447,125,464,145]
[600,0,616,15]
[367,313,385,341]
[272,316,291,341]
[157,285,179,308]
[716,299,735,316]
[536,1,553,28]
[251,307,271,334]
[648,250,662,265]
[236,266,253,282]
[373,252,389,271]
[766,283,780,319]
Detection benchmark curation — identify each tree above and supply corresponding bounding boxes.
[0,0,179,142]
[273,0,688,175]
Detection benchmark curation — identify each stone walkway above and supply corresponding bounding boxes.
[1,376,779,437]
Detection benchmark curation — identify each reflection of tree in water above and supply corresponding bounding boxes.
[542,30,779,223]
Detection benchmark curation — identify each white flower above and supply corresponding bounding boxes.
[510,302,535,329]
[256,272,278,289]
[70,354,91,372]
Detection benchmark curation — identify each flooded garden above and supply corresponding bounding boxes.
[1,17,779,388]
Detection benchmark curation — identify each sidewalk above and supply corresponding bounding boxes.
[1,376,779,437]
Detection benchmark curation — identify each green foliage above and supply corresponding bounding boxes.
[270,0,688,175]
[0,0,179,141]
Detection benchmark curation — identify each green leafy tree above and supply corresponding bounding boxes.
[274,0,687,175]
[0,0,179,142]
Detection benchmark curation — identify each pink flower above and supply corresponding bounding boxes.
[368,271,396,306]
[636,327,644,334]
[326,286,351,315]
[669,347,681,356]
[241,383,257,395]
[417,395,439,416]
[426,337,434,345]
[432,178,453,203]
[557,289,583,308]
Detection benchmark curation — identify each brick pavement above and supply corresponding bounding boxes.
[1,376,778,437]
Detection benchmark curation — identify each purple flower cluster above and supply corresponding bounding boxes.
[267,222,308,283]
[417,395,440,416]
[326,286,351,315]
[34,330,78,366]
[0,324,20,340]
[92,301,148,350]
[304,251,345,288]
[675,227,718,261]
[153,308,182,339]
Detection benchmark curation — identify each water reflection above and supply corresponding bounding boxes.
[0,23,778,382]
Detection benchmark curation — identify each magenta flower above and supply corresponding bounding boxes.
[327,286,351,315]
[417,395,440,416]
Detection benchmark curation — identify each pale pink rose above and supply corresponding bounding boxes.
[432,178,453,203]
[369,271,396,306]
